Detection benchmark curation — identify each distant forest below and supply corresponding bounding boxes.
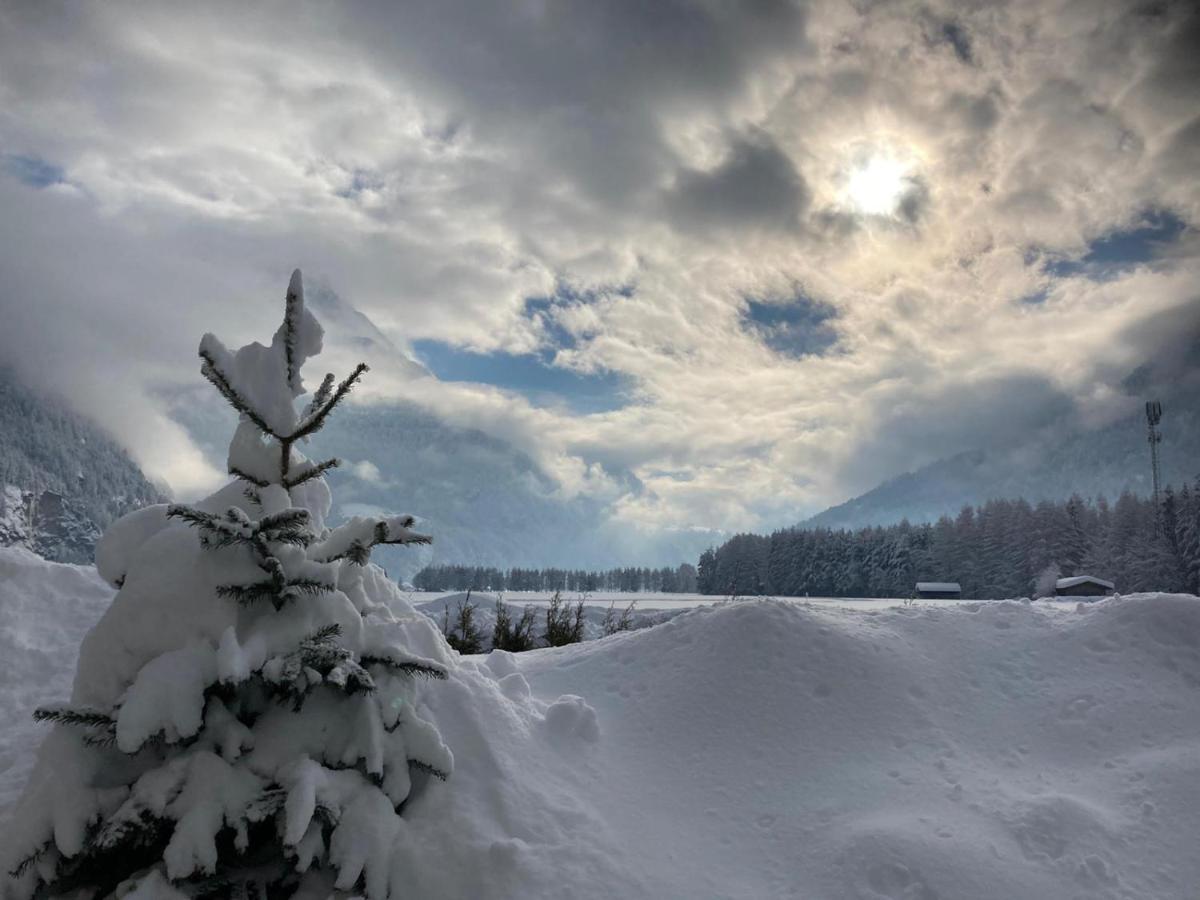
[698,484,1200,599]
[412,563,699,594]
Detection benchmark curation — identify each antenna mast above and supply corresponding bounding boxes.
[1146,399,1163,522]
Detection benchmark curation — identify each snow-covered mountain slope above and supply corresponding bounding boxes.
[168,391,718,576]
[807,329,1200,531]
[0,369,166,562]
[163,289,720,574]
[3,547,1197,898]
[806,402,1199,531]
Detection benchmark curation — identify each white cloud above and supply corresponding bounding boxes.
[0,0,1196,530]
[350,460,385,485]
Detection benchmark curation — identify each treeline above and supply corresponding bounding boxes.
[698,484,1200,599]
[413,563,699,594]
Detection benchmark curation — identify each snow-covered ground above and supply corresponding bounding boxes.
[3,546,1199,898]
[0,548,115,808]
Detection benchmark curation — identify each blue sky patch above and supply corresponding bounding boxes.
[1045,210,1186,278]
[742,294,840,359]
[4,154,66,188]
[524,295,580,351]
[523,283,634,351]
[412,339,629,414]
[335,167,383,200]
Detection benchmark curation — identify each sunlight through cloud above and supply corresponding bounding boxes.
[844,156,909,217]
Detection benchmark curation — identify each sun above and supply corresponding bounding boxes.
[844,156,909,217]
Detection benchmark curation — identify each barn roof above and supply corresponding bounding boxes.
[916,581,961,592]
[1055,575,1115,590]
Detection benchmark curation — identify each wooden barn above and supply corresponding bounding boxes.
[916,581,962,599]
[1055,575,1115,598]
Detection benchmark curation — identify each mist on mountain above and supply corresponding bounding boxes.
[806,319,1200,531]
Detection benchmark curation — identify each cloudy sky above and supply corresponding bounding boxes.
[1,0,1197,533]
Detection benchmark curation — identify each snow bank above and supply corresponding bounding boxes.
[0,548,112,810]
[3,548,1198,898]
[401,594,1200,899]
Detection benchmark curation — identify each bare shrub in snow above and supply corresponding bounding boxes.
[602,600,637,636]
[543,591,585,647]
[441,591,484,655]
[492,599,538,652]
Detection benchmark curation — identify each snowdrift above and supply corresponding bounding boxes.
[3,547,1198,898]
[406,595,1200,899]
[0,548,113,810]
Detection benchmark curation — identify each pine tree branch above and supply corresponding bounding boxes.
[172,506,315,553]
[243,787,287,823]
[379,533,433,547]
[372,517,433,547]
[311,516,432,565]
[216,577,331,609]
[282,457,340,489]
[257,510,313,547]
[314,540,372,566]
[228,466,270,488]
[91,808,165,853]
[166,504,221,530]
[408,759,450,781]
[305,623,343,645]
[256,628,376,709]
[359,655,447,680]
[313,801,341,830]
[199,349,278,438]
[42,812,174,898]
[289,363,368,442]
[283,278,303,393]
[82,730,120,749]
[7,842,48,879]
[33,705,115,729]
[258,509,310,532]
[301,373,336,421]
[322,658,374,693]
[169,505,265,550]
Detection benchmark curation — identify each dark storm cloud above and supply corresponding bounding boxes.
[337,0,810,207]
[940,22,973,65]
[664,137,809,233]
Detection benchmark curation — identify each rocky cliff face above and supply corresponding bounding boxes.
[0,485,100,564]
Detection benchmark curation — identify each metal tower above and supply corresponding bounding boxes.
[1146,399,1163,514]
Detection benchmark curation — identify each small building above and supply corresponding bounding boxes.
[916,581,961,599]
[1055,575,1115,598]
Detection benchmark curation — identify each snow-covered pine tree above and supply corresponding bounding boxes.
[2,271,453,900]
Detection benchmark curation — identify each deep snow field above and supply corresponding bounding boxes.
[3,545,1199,899]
